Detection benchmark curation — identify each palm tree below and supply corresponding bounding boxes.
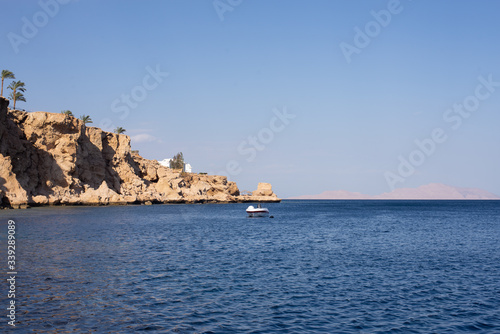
[9,91,26,109]
[7,81,26,110]
[1,70,15,97]
[79,115,92,124]
[61,110,74,116]
[114,127,126,134]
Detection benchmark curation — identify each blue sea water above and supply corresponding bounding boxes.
[1,200,499,333]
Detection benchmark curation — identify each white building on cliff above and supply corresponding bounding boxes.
[158,158,192,173]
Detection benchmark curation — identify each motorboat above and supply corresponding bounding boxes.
[246,204,269,217]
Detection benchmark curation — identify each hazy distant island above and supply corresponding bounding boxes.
[0,97,280,209]
[290,183,500,200]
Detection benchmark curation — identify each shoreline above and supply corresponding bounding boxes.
[1,196,282,210]
[286,198,500,201]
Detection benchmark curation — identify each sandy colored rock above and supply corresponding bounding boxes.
[251,182,277,198]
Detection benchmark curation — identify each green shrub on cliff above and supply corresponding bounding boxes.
[61,110,74,116]
[114,127,126,134]
[79,115,93,124]
[170,152,184,170]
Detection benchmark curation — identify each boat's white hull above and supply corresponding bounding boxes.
[246,205,269,217]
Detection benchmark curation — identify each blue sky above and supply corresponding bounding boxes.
[2,0,500,198]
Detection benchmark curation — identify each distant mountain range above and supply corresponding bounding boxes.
[290,183,500,200]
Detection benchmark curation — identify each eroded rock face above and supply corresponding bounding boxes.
[252,183,276,197]
[247,182,278,201]
[0,97,280,208]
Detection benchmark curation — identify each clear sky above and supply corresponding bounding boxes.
[2,0,500,198]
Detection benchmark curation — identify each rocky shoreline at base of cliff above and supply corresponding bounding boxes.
[0,97,280,209]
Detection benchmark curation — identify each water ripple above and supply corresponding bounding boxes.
[1,201,499,332]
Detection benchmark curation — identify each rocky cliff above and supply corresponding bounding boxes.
[0,97,280,208]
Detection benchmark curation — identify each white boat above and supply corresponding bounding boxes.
[246,204,269,217]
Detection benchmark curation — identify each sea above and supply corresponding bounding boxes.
[0,200,499,333]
